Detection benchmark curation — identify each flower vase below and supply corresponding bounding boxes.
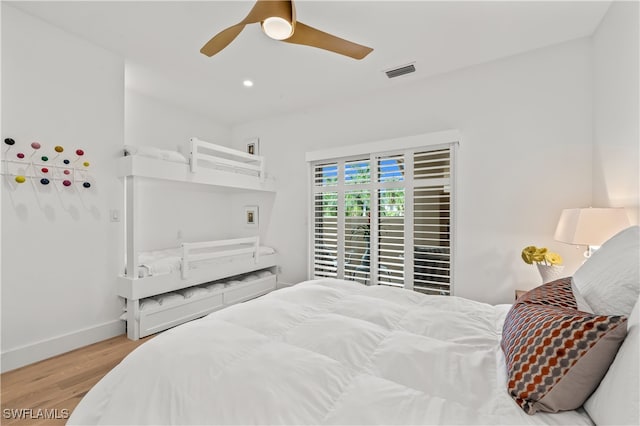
[536,264,565,284]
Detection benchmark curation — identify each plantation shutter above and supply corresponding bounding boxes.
[310,142,455,295]
[342,158,371,283]
[377,154,405,288]
[413,149,452,294]
[312,162,338,278]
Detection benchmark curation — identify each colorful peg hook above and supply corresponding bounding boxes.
[4,138,16,153]
[28,142,41,159]
[51,145,64,161]
[73,148,85,165]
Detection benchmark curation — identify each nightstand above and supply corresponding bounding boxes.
[515,289,527,300]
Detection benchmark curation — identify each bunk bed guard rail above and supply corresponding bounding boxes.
[181,236,260,279]
[190,137,266,181]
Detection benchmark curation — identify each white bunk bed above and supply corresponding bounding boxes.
[118,138,277,340]
[118,137,275,192]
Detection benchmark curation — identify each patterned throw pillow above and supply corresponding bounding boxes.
[501,279,628,414]
[517,277,576,309]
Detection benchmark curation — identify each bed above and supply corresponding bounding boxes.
[71,226,639,425]
[118,138,278,340]
[119,137,276,192]
[118,236,278,340]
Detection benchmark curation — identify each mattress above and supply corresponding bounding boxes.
[137,245,276,277]
[123,145,188,163]
[68,278,592,425]
[123,144,262,177]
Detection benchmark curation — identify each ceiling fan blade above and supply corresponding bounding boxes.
[200,0,295,57]
[200,23,246,57]
[283,22,373,60]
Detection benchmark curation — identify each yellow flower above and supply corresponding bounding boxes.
[521,246,563,266]
[545,252,563,265]
[521,246,537,264]
[531,247,547,263]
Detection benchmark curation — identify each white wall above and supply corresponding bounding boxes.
[125,90,231,155]
[232,39,595,304]
[125,91,234,249]
[592,1,639,224]
[1,5,125,371]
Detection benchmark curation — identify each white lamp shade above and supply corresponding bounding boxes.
[554,208,630,246]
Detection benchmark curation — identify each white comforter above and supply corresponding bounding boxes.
[68,279,592,425]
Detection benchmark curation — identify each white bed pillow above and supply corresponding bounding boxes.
[206,282,225,292]
[257,270,273,278]
[584,297,639,425]
[571,279,593,313]
[139,297,160,311]
[123,145,187,163]
[157,292,185,306]
[180,287,209,299]
[573,226,639,316]
[259,246,276,255]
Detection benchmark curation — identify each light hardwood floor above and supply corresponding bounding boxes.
[1,335,152,425]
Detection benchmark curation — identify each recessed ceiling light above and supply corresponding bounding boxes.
[243,80,254,87]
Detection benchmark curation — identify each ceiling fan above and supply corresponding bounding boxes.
[200,0,373,60]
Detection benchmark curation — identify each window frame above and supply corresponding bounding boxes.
[306,131,459,294]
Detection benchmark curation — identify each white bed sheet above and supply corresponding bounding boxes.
[137,245,276,277]
[68,279,592,425]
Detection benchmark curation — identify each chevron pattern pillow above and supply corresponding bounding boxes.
[502,279,627,414]
[516,277,577,309]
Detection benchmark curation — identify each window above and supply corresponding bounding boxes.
[311,144,455,295]
[313,162,338,278]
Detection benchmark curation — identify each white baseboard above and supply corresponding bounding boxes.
[276,281,296,289]
[1,320,125,373]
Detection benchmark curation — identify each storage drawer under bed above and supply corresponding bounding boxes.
[139,292,224,337]
[135,274,277,338]
[224,275,277,305]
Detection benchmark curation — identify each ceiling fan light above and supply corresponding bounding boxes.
[262,17,293,40]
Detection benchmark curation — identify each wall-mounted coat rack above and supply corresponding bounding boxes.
[2,138,93,190]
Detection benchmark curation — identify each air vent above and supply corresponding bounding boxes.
[385,64,416,79]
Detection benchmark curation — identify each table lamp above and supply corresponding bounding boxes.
[554,207,630,258]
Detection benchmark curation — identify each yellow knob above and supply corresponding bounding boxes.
[15,175,26,183]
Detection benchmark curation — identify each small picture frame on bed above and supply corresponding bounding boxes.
[246,137,259,155]
[244,205,258,227]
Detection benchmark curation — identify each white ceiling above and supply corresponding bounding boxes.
[10,1,611,126]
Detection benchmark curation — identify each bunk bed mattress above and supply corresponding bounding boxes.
[123,145,187,163]
[123,143,262,177]
[137,245,276,277]
[69,278,592,425]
